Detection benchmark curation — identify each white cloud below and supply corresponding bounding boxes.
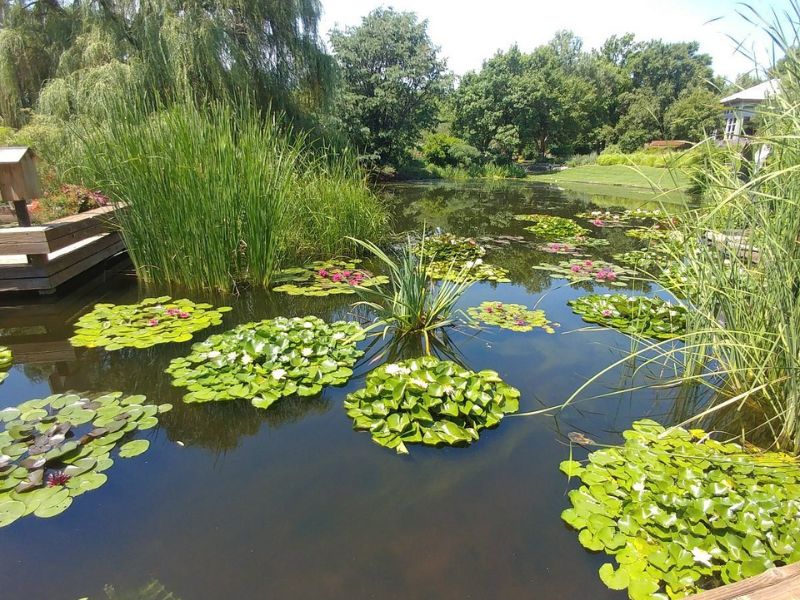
[320,0,788,80]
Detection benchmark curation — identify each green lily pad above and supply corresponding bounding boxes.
[516,214,590,239]
[0,498,25,526]
[119,440,150,458]
[0,346,11,384]
[467,301,557,333]
[272,259,388,297]
[70,297,232,351]
[167,316,365,409]
[568,294,687,340]
[344,356,520,454]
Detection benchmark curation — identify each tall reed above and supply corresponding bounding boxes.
[75,100,387,290]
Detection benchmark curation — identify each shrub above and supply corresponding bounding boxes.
[420,132,481,168]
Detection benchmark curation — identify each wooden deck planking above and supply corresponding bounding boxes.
[689,563,800,599]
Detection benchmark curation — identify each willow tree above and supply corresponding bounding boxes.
[0,0,336,127]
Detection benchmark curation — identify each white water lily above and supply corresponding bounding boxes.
[301,347,314,357]
[384,363,411,376]
[303,321,314,329]
[691,547,714,567]
[271,368,287,380]
[207,350,221,359]
[442,385,455,396]
[332,332,346,341]
[226,351,238,362]
[410,377,429,388]
[241,353,253,365]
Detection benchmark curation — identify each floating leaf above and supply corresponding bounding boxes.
[167,316,365,409]
[119,440,150,458]
[344,357,520,454]
[0,346,11,384]
[467,301,557,333]
[70,298,231,351]
[515,214,590,239]
[568,294,687,340]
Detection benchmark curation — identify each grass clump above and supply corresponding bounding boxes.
[75,100,388,291]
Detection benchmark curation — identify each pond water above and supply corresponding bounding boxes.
[0,180,696,600]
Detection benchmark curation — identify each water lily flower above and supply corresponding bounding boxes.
[207,350,222,359]
[691,547,714,567]
[178,311,190,319]
[591,219,604,227]
[301,347,314,357]
[227,352,238,361]
[410,377,429,388]
[601,309,613,317]
[584,260,593,267]
[570,265,582,273]
[271,368,287,380]
[241,354,253,365]
[47,471,71,487]
[342,271,352,277]
[332,332,346,341]
[385,363,411,376]
[318,269,329,277]
[148,318,159,327]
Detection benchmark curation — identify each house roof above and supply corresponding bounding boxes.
[721,79,780,105]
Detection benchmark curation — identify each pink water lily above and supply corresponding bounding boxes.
[148,318,159,326]
[601,309,613,317]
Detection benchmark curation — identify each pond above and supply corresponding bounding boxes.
[0,180,695,600]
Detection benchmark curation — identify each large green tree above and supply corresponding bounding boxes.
[0,0,335,128]
[330,7,449,167]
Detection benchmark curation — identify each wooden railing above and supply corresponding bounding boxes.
[0,205,125,293]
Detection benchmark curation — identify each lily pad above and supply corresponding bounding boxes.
[561,419,800,597]
[0,392,167,527]
[568,293,687,339]
[344,357,520,454]
[119,439,150,458]
[0,346,10,384]
[167,316,365,408]
[467,302,557,333]
[272,259,388,297]
[70,297,232,350]
[516,214,590,239]
[533,259,634,287]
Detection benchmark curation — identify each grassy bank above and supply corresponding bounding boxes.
[529,164,691,192]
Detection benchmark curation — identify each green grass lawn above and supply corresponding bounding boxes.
[529,164,691,192]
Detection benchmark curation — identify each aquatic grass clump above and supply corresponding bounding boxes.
[166,316,365,409]
[350,236,474,354]
[467,302,556,333]
[561,419,800,598]
[0,346,10,383]
[344,356,520,454]
[0,392,170,527]
[568,294,686,339]
[70,297,232,351]
[271,259,388,296]
[76,100,387,291]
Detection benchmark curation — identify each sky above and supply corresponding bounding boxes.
[319,0,791,80]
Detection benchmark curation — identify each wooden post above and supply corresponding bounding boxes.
[0,147,41,228]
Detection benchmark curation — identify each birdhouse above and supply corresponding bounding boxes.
[0,147,42,227]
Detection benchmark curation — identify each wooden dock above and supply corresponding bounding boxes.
[689,563,800,599]
[0,205,125,293]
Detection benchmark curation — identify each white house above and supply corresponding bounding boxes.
[720,79,780,141]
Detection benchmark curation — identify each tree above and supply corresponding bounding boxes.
[665,86,723,140]
[330,8,449,167]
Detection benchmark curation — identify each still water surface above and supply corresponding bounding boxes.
[1,181,692,599]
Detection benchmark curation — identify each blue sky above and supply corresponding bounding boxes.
[319,0,790,80]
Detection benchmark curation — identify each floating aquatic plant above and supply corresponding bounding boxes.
[467,302,557,333]
[625,226,672,241]
[0,346,10,383]
[561,419,800,599]
[166,316,365,409]
[539,241,585,256]
[613,249,670,272]
[568,235,611,249]
[568,294,686,339]
[70,297,232,351]
[426,258,511,283]
[515,214,590,239]
[533,259,633,287]
[0,391,170,527]
[344,356,520,454]
[271,259,388,297]
[414,233,486,263]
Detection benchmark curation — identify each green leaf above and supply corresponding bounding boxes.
[118,439,150,458]
[598,563,629,590]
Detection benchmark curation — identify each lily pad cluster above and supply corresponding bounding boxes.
[415,233,486,263]
[0,346,10,383]
[0,391,170,527]
[613,249,670,272]
[70,297,232,351]
[427,258,511,283]
[516,214,590,239]
[344,356,520,455]
[560,419,800,599]
[626,226,672,242]
[533,259,633,287]
[568,293,686,339]
[272,259,388,297]
[568,235,611,249]
[467,302,556,333]
[539,241,585,256]
[166,316,365,409]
